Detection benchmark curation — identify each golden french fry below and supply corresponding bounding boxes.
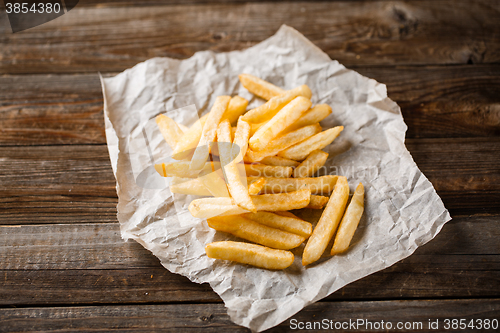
[190,96,231,170]
[331,183,364,255]
[222,96,249,125]
[217,119,256,212]
[286,104,332,132]
[306,195,329,209]
[249,96,312,151]
[293,149,329,178]
[242,211,312,238]
[170,177,212,196]
[154,161,215,178]
[205,241,294,270]
[248,177,267,195]
[279,126,344,161]
[249,121,266,136]
[238,74,286,101]
[171,116,208,160]
[178,123,189,133]
[247,175,337,195]
[260,156,300,167]
[198,167,230,197]
[245,164,293,178]
[207,215,305,250]
[241,85,312,123]
[302,176,349,266]
[245,124,322,162]
[155,114,185,150]
[232,118,251,163]
[188,190,312,218]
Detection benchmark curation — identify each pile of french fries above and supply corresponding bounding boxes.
[154,74,364,269]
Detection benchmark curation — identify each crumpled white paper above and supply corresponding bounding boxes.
[100,25,451,332]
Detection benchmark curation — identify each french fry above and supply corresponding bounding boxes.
[172,116,208,160]
[207,215,305,250]
[178,123,189,133]
[248,177,267,195]
[306,195,329,209]
[218,119,256,212]
[222,96,249,125]
[245,164,293,178]
[242,211,312,238]
[154,161,217,178]
[198,167,230,197]
[232,118,251,163]
[188,189,312,218]
[286,104,332,132]
[205,241,294,270]
[238,74,286,101]
[293,149,329,178]
[260,156,300,168]
[249,121,266,136]
[155,114,185,150]
[242,85,312,123]
[190,96,231,170]
[170,177,212,196]
[247,175,337,195]
[331,183,364,255]
[245,124,322,162]
[302,176,349,266]
[249,96,312,151]
[278,126,344,161]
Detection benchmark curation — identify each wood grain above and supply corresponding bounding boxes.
[0,299,499,332]
[0,215,498,305]
[1,1,500,74]
[1,65,499,146]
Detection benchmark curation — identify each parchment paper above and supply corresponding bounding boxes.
[100,25,451,332]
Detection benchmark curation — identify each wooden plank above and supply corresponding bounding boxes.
[1,137,498,224]
[1,1,499,74]
[0,215,498,305]
[1,65,499,145]
[0,299,499,332]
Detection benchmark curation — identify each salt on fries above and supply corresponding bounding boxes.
[153,74,365,270]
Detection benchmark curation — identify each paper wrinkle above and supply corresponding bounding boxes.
[100,25,451,332]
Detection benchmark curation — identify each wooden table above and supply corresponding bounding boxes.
[1,1,499,331]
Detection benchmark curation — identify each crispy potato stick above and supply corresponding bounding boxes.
[249,121,265,136]
[279,126,344,161]
[154,161,213,178]
[302,176,349,266]
[249,96,312,151]
[190,96,231,170]
[248,177,267,195]
[242,211,312,238]
[189,189,311,218]
[260,156,300,167]
[178,123,189,133]
[155,114,185,149]
[198,166,230,198]
[251,189,311,211]
[247,175,337,195]
[245,124,322,162]
[207,215,305,250]
[238,74,286,101]
[275,211,299,219]
[245,164,293,178]
[205,241,294,270]
[170,177,212,196]
[306,195,329,209]
[232,118,251,163]
[222,96,249,125]
[293,149,329,178]
[286,104,332,132]
[218,120,256,212]
[331,183,364,255]
[242,85,312,123]
[231,126,236,142]
[171,116,208,160]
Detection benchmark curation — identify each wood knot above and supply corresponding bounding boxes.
[200,314,214,322]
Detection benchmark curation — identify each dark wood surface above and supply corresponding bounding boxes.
[1,0,499,331]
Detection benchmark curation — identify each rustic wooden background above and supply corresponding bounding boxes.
[1,0,499,331]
